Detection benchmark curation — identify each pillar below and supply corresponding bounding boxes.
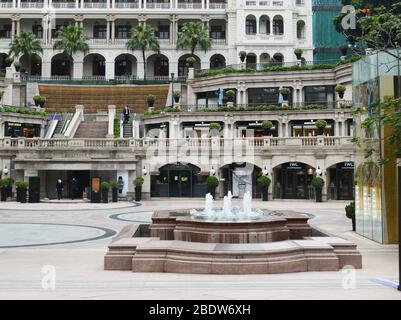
[73,60,83,79]
[105,61,115,80]
[127,169,136,200]
[111,20,115,43]
[41,61,51,78]
[106,21,110,44]
[334,120,339,136]
[0,120,4,138]
[11,20,15,40]
[16,19,20,36]
[137,61,144,79]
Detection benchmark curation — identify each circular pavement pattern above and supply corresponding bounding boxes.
[109,211,153,223]
[0,223,116,248]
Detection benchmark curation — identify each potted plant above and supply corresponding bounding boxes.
[111,181,118,203]
[38,96,46,108]
[335,84,346,99]
[15,181,28,203]
[33,95,41,107]
[257,175,271,201]
[261,120,273,136]
[186,56,196,68]
[146,94,155,109]
[133,177,144,202]
[280,87,290,101]
[315,119,327,135]
[339,44,348,56]
[225,90,236,103]
[0,179,7,202]
[239,51,247,62]
[207,175,219,199]
[345,201,356,231]
[5,178,14,198]
[14,61,21,72]
[294,48,303,60]
[209,122,221,136]
[173,91,181,103]
[100,181,110,203]
[311,177,325,202]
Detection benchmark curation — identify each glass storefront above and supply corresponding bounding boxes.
[248,88,293,105]
[274,162,314,199]
[327,162,355,200]
[4,122,41,138]
[290,120,334,136]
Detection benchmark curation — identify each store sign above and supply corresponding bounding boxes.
[338,162,355,170]
[286,162,303,170]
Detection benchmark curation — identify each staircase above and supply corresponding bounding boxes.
[38,84,169,114]
[122,121,132,138]
[74,121,108,138]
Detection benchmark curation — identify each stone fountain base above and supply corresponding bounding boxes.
[104,210,362,274]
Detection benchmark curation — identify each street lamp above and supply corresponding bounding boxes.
[171,72,175,106]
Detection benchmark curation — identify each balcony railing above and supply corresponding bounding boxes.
[83,1,107,8]
[51,2,77,8]
[0,136,353,151]
[177,2,202,9]
[146,2,170,8]
[87,38,108,45]
[0,1,13,8]
[114,1,139,8]
[208,2,226,9]
[20,1,44,8]
[211,38,226,45]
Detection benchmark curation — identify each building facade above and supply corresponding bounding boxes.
[0,0,313,80]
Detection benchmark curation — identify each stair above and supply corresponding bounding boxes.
[74,121,108,138]
[122,122,132,138]
[38,84,169,114]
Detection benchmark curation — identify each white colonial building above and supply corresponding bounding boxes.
[0,0,313,80]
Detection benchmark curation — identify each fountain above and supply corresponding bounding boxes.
[105,191,362,274]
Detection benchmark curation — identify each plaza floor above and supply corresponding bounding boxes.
[0,199,400,300]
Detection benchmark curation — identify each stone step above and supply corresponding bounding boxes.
[74,121,108,138]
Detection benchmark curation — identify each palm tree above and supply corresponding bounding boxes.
[176,21,212,56]
[126,24,160,80]
[9,31,42,75]
[53,25,89,77]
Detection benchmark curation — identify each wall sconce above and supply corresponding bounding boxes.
[262,166,268,176]
[2,166,9,176]
[142,166,148,176]
[316,166,322,176]
[210,166,216,176]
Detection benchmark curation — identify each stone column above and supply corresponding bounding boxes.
[111,20,115,44]
[169,20,173,44]
[334,120,339,136]
[105,61,115,80]
[127,170,136,200]
[73,59,83,79]
[106,21,110,44]
[11,20,15,40]
[0,121,4,138]
[137,61,144,79]
[142,163,151,200]
[16,19,20,36]
[277,119,283,137]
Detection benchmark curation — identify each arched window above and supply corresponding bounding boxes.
[245,15,256,35]
[210,54,226,69]
[259,15,270,35]
[273,53,284,66]
[273,15,284,35]
[297,20,306,39]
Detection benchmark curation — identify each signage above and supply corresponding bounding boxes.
[286,162,303,170]
[338,162,354,170]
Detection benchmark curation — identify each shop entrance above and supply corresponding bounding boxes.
[327,162,354,200]
[220,163,262,198]
[67,170,90,199]
[274,162,314,199]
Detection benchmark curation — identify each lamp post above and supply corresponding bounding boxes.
[171,72,175,106]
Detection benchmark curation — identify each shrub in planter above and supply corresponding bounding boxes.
[0,179,7,202]
[173,91,181,103]
[311,177,325,202]
[186,56,196,68]
[133,177,144,202]
[294,48,303,60]
[5,178,14,198]
[280,87,290,101]
[33,95,42,107]
[345,201,356,231]
[239,51,247,62]
[146,94,155,108]
[209,122,221,136]
[339,44,349,56]
[335,84,346,99]
[111,181,118,202]
[261,120,273,135]
[14,61,21,72]
[38,96,46,108]
[257,175,271,201]
[207,175,219,199]
[315,119,327,135]
[225,90,236,102]
[15,181,28,203]
[100,181,110,203]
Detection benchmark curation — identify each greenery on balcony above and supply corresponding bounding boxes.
[194,56,362,78]
[0,106,47,116]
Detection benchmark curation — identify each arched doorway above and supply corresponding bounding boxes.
[114,53,137,77]
[246,53,257,69]
[209,54,226,69]
[51,53,72,77]
[83,53,105,78]
[178,54,200,77]
[327,162,354,200]
[151,162,207,197]
[220,162,262,198]
[273,162,315,199]
[19,53,42,75]
[272,53,284,66]
[260,53,271,67]
[147,54,169,78]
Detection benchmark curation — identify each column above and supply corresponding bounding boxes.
[137,61,144,79]
[41,61,51,78]
[236,90,241,106]
[127,170,136,199]
[278,120,283,137]
[12,0,16,9]
[16,19,20,36]
[17,0,21,8]
[170,0,173,8]
[106,21,110,44]
[201,0,204,9]
[112,0,115,8]
[48,16,52,44]
[42,16,47,46]
[169,20,173,44]
[11,20,15,40]
[206,0,209,9]
[0,121,4,138]
[73,60,83,79]
[341,120,346,136]
[80,0,84,8]
[111,20,115,44]
[75,0,79,8]
[334,120,339,136]
[105,61,115,80]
